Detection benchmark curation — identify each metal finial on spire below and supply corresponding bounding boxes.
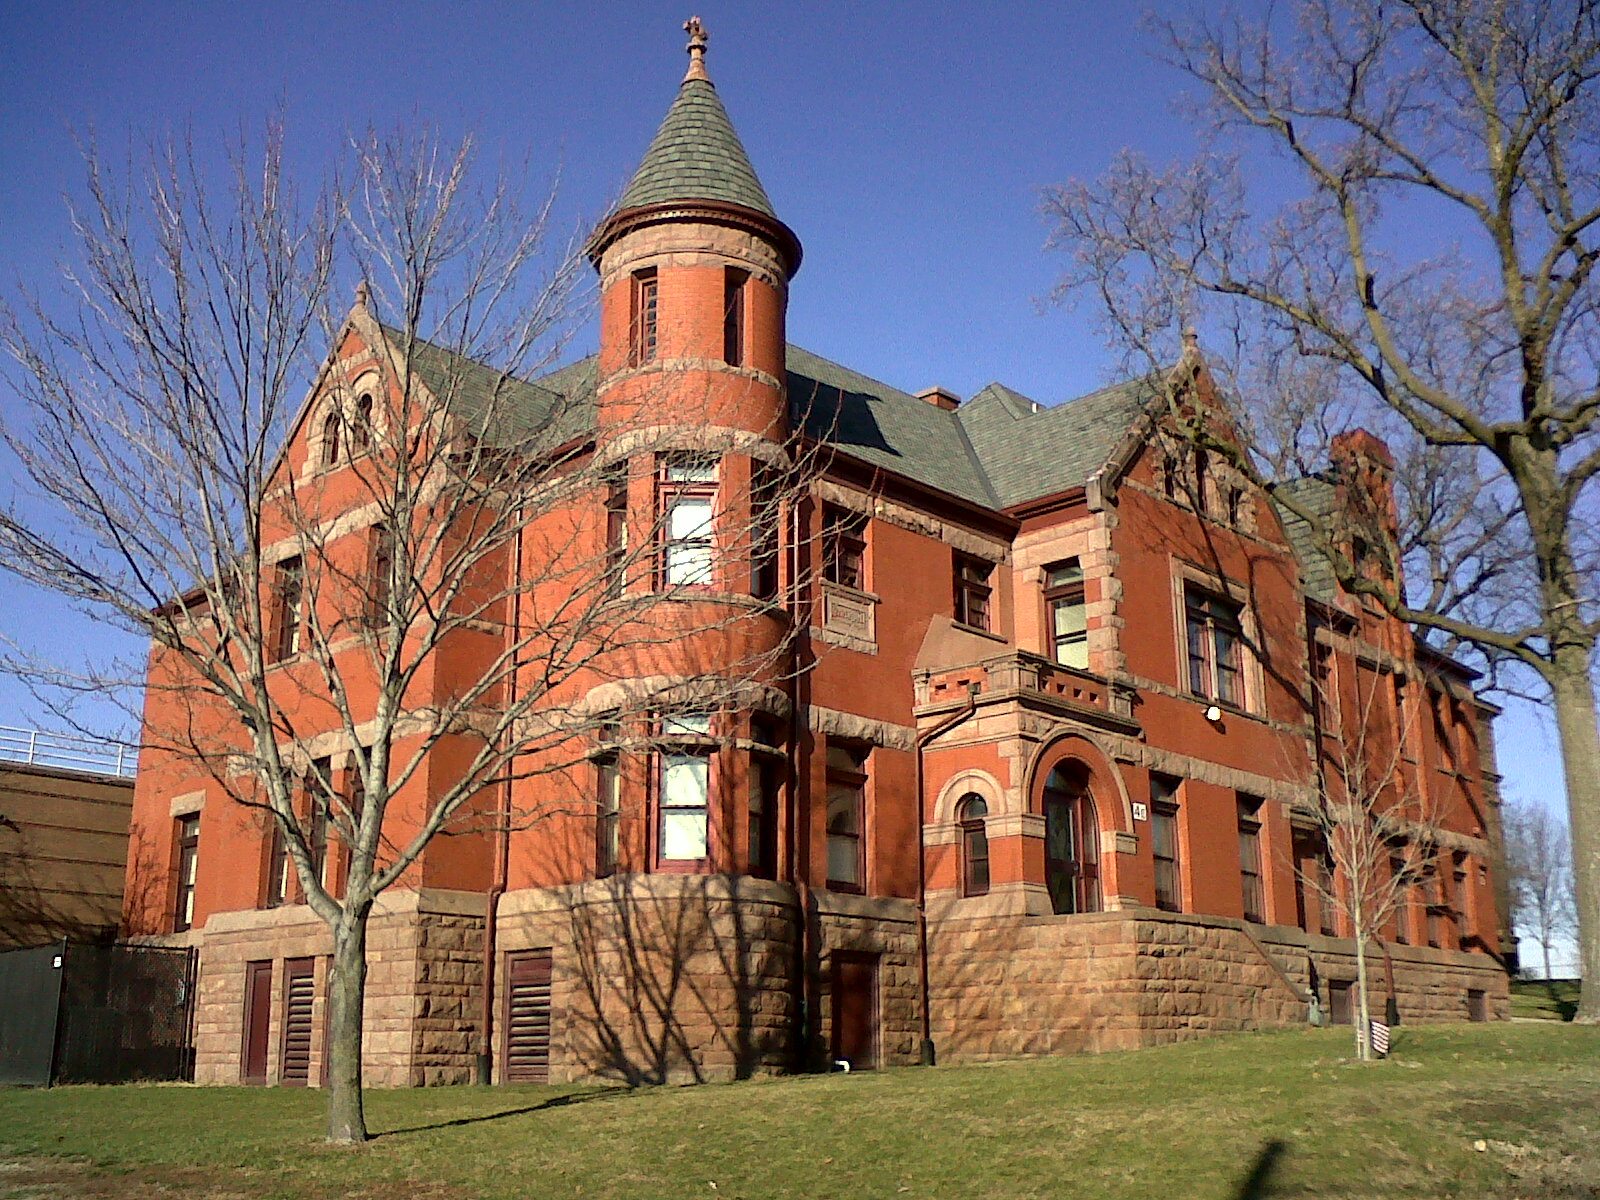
[684,15,709,82]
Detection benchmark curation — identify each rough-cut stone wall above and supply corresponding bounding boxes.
[928,908,1509,1062]
[187,889,485,1087]
[495,874,804,1086]
[810,890,921,1070]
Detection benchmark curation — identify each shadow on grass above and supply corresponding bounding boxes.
[1232,1139,1288,1199]
[1541,982,1579,1022]
[373,1089,616,1139]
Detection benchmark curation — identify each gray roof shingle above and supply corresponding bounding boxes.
[957,376,1161,508]
[618,78,776,217]
[1274,476,1341,605]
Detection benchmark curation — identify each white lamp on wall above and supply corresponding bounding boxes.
[1204,705,1223,722]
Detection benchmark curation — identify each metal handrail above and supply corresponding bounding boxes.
[0,726,137,778]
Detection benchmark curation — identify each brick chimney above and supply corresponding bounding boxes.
[917,386,961,412]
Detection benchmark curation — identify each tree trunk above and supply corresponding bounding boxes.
[1549,655,1600,1022]
[1353,913,1372,1061]
[326,909,371,1144]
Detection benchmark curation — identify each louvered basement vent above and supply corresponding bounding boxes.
[504,950,553,1084]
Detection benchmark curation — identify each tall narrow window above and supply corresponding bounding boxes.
[822,506,868,590]
[321,410,342,466]
[264,819,290,909]
[1318,855,1339,936]
[595,724,620,878]
[723,267,747,366]
[368,524,395,627]
[1311,636,1337,727]
[631,268,659,365]
[604,467,629,599]
[826,740,869,892]
[334,765,366,899]
[271,556,305,662]
[173,814,200,932]
[1045,559,1087,669]
[1391,850,1412,944]
[661,454,717,586]
[1237,794,1264,923]
[306,758,332,891]
[953,554,993,631]
[751,465,780,600]
[1151,774,1182,912]
[1186,587,1243,706]
[958,794,990,898]
[658,712,712,864]
[748,719,781,879]
[349,393,373,452]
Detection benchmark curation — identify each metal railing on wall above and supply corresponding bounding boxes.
[0,726,137,778]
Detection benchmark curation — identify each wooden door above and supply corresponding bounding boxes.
[1043,767,1100,915]
[242,960,273,1085]
[1328,979,1353,1026]
[503,950,553,1084]
[279,958,315,1086]
[830,951,878,1071]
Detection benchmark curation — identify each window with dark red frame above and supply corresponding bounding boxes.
[748,719,781,879]
[660,454,717,587]
[957,794,989,898]
[321,410,342,466]
[1045,559,1087,668]
[271,556,305,662]
[595,722,620,878]
[750,466,781,600]
[823,506,867,591]
[657,713,713,865]
[604,466,629,599]
[367,524,396,627]
[631,269,659,365]
[826,740,869,892]
[1150,774,1182,912]
[1186,586,1244,707]
[723,267,747,366]
[1238,794,1265,923]
[173,814,200,932]
[953,554,993,631]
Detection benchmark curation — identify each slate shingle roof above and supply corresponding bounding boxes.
[958,376,1161,509]
[1274,476,1342,605]
[617,78,776,217]
[383,327,1172,516]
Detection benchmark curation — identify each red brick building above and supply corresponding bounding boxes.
[123,28,1511,1087]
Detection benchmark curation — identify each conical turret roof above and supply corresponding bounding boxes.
[616,40,776,218]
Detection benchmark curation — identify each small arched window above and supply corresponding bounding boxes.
[350,393,373,452]
[320,410,342,466]
[958,793,989,898]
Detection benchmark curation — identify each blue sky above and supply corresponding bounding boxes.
[0,2,1576,964]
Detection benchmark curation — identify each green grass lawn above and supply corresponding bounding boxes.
[2,1024,1597,1200]
[1510,977,1582,1021]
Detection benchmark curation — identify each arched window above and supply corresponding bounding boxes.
[1042,762,1100,915]
[958,793,989,898]
[349,393,373,452]
[320,410,342,466]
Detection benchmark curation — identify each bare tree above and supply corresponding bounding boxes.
[1046,0,1600,1022]
[0,127,821,1142]
[1503,797,1578,978]
[1298,664,1446,1060]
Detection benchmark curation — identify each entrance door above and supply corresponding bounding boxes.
[242,960,273,1085]
[1043,765,1100,915]
[830,951,878,1071]
[503,950,553,1084]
